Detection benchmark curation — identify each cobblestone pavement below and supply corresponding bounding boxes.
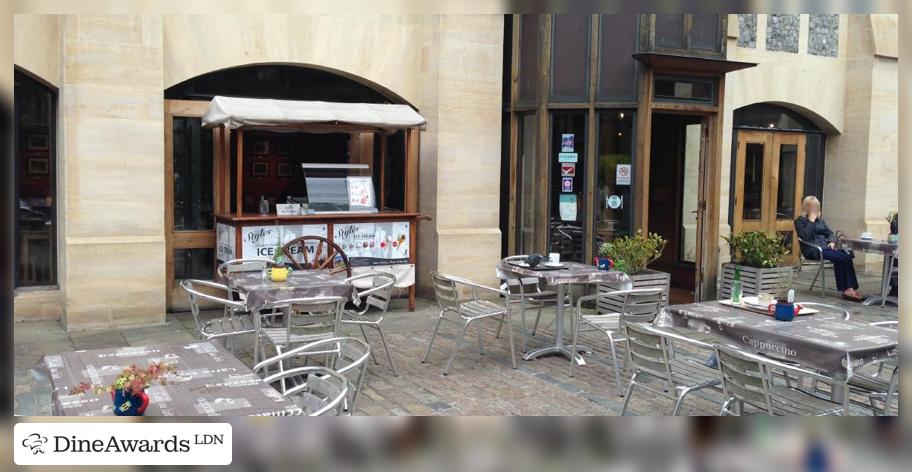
[14,272,897,416]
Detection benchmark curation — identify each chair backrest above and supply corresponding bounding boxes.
[431,271,461,311]
[362,272,396,315]
[623,322,673,384]
[714,344,774,415]
[180,279,245,332]
[282,235,352,277]
[217,258,281,278]
[259,296,347,345]
[253,363,349,416]
[252,336,370,415]
[619,288,665,325]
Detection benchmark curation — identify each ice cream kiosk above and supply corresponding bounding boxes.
[204,96,428,310]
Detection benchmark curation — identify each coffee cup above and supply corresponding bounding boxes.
[548,253,561,264]
[757,293,774,305]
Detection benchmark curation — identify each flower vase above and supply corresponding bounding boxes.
[111,389,150,416]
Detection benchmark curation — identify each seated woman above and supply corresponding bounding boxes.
[794,196,864,301]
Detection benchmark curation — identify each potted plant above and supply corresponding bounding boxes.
[886,211,898,243]
[721,231,794,300]
[596,230,670,313]
[70,362,177,416]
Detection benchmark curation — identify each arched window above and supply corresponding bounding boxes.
[14,68,58,287]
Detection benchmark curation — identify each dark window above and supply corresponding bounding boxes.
[516,113,541,255]
[549,111,587,262]
[598,15,638,102]
[518,15,541,105]
[594,110,634,254]
[654,14,685,48]
[173,117,214,231]
[550,14,591,102]
[690,14,721,51]
[165,65,394,103]
[742,143,764,221]
[14,70,57,288]
[654,76,715,103]
[733,103,820,132]
[174,248,215,280]
[383,131,406,211]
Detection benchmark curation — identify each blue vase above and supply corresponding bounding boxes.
[112,389,149,416]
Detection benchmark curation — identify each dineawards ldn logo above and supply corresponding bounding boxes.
[14,423,232,465]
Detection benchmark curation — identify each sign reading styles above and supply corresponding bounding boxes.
[240,224,328,261]
[333,221,411,267]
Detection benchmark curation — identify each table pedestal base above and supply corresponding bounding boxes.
[523,344,592,365]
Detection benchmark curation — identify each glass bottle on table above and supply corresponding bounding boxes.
[731,266,743,305]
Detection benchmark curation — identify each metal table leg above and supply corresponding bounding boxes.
[864,254,898,307]
[523,283,590,364]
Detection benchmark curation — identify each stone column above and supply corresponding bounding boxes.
[824,15,897,274]
[416,15,504,295]
[60,15,166,330]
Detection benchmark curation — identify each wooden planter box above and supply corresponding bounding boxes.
[719,263,795,299]
[597,268,670,315]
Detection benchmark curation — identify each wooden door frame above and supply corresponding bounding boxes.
[733,130,806,265]
[636,89,723,301]
[164,99,219,310]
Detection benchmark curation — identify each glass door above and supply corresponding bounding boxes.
[733,131,805,265]
[549,111,587,262]
[165,100,218,310]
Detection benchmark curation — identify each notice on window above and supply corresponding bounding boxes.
[616,164,631,185]
[561,133,575,152]
[559,194,577,221]
[346,176,375,208]
[558,152,578,163]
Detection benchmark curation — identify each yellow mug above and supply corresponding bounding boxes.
[268,267,289,282]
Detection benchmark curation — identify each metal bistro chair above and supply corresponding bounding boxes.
[422,272,517,376]
[217,258,283,322]
[253,295,346,366]
[496,255,568,352]
[620,322,721,416]
[252,357,349,416]
[568,287,665,396]
[254,336,371,415]
[715,344,844,416]
[341,272,399,376]
[797,237,835,297]
[180,279,255,352]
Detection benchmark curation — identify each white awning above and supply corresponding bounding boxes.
[201,96,427,131]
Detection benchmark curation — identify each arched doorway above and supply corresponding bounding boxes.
[163,64,411,309]
[730,103,826,265]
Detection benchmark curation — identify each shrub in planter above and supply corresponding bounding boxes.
[721,231,794,299]
[596,231,670,313]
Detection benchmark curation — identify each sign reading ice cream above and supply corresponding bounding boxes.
[334,222,411,267]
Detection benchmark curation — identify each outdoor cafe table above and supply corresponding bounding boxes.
[840,238,898,307]
[42,341,300,416]
[665,302,899,412]
[223,269,356,362]
[496,260,631,364]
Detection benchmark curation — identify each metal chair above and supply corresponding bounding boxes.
[282,235,352,277]
[422,272,517,376]
[217,258,283,321]
[619,322,721,415]
[341,272,399,376]
[496,255,568,352]
[568,287,665,396]
[797,237,834,297]
[180,279,255,352]
[252,355,349,416]
[715,344,844,416]
[253,296,346,365]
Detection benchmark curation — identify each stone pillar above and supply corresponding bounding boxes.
[416,15,504,295]
[824,15,897,274]
[60,15,166,330]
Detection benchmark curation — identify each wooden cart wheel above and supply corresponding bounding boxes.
[282,235,352,277]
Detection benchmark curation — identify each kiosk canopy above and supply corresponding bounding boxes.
[202,96,427,131]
